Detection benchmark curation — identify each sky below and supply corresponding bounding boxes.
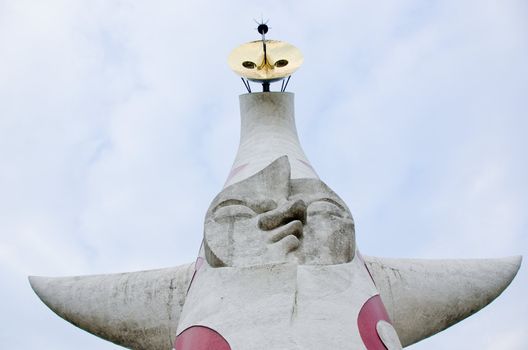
[1,0,527,348]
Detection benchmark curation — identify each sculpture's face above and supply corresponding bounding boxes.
[204,157,355,267]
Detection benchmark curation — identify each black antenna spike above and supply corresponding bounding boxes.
[241,78,251,93]
[281,76,291,92]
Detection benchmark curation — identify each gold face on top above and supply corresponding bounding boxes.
[228,39,303,82]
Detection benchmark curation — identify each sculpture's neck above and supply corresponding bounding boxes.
[224,92,318,188]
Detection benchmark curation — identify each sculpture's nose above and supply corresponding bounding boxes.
[258,199,307,231]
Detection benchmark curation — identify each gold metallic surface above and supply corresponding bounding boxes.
[228,40,303,81]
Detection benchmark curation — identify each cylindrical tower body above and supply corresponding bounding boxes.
[225,92,318,187]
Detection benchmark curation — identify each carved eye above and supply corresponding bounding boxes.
[307,200,345,218]
[213,204,256,222]
[242,61,256,69]
[274,59,288,68]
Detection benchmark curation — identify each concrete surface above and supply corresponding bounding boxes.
[225,92,318,187]
[29,92,522,349]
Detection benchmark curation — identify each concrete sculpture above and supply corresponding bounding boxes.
[30,27,521,350]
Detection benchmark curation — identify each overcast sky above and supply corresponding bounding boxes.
[1,0,527,349]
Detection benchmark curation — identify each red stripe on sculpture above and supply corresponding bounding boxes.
[296,158,316,172]
[175,325,231,350]
[357,251,377,287]
[186,257,205,294]
[194,256,205,272]
[225,163,249,186]
[357,295,391,350]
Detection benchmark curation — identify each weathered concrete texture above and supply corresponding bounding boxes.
[364,255,522,347]
[205,156,355,267]
[29,90,523,349]
[225,92,318,188]
[178,254,379,350]
[29,264,194,350]
[377,320,403,349]
[187,158,384,349]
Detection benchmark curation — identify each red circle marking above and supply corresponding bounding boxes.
[357,295,392,350]
[175,325,231,350]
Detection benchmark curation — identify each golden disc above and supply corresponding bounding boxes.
[228,40,303,82]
